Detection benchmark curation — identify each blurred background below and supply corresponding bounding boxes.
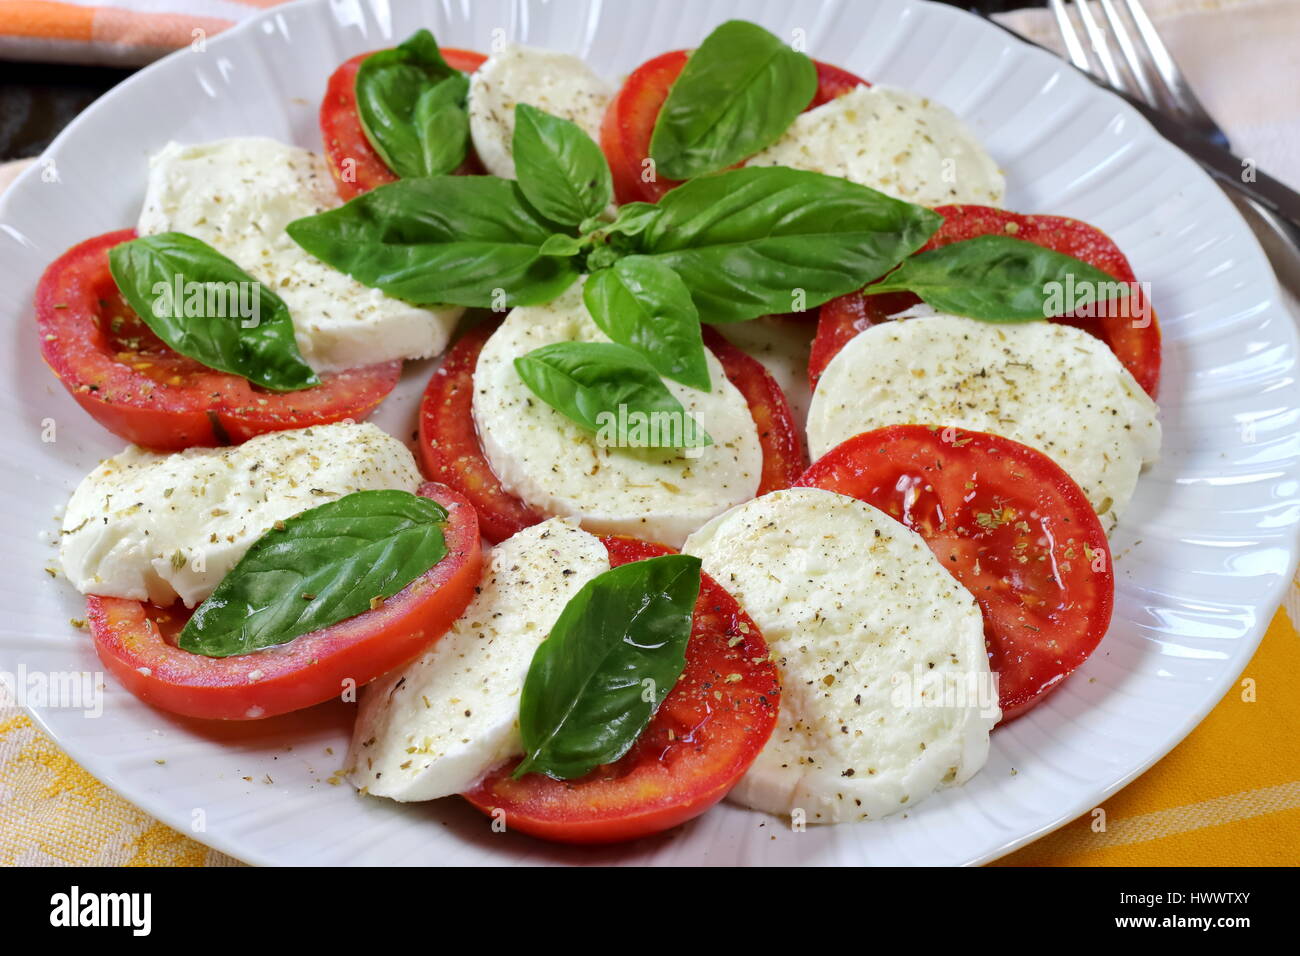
[0,1,1056,162]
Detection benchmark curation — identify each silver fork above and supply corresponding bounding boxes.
[1049,0,1300,295]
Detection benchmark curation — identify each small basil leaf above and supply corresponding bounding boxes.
[538,233,585,257]
[600,201,663,238]
[108,232,319,392]
[513,341,712,448]
[412,73,471,177]
[649,20,817,180]
[638,166,942,322]
[513,104,613,226]
[864,235,1132,321]
[179,490,448,658]
[584,257,710,391]
[514,554,701,781]
[585,244,624,271]
[287,176,579,308]
[356,29,468,179]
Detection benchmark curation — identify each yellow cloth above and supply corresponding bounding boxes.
[3,0,1300,866]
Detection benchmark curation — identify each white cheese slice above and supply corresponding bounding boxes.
[472,280,763,548]
[468,44,612,180]
[137,137,463,373]
[806,314,1161,532]
[59,422,421,608]
[746,85,1005,207]
[683,487,997,823]
[349,517,609,801]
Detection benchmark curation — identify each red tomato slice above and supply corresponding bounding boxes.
[702,327,807,493]
[809,205,1162,396]
[320,47,488,200]
[796,425,1113,722]
[418,323,545,544]
[85,483,482,721]
[419,321,804,544]
[462,535,780,844]
[601,50,869,205]
[36,230,402,451]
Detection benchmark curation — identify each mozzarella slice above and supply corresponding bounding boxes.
[472,281,763,548]
[683,487,997,823]
[137,138,463,373]
[349,517,609,801]
[59,422,421,608]
[745,85,1005,207]
[806,314,1161,533]
[468,44,613,180]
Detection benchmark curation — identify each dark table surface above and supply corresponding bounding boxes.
[0,1,1034,163]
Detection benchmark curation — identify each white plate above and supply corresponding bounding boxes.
[2,0,1298,867]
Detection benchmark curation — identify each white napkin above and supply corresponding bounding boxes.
[997,0,1300,190]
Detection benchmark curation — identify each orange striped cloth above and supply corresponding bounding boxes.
[0,0,283,66]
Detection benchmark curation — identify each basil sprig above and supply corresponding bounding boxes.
[514,554,701,781]
[863,235,1131,321]
[583,257,710,391]
[649,20,817,180]
[288,102,943,433]
[514,341,711,448]
[286,176,579,308]
[108,232,319,392]
[356,29,471,179]
[513,103,613,226]
[639,167,943,322]
[179,490,448,658]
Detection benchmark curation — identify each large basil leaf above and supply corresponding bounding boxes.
[514,341,711,448]
[583,257,710,391]
[286,176,580,308]
[179,490,448,658]
[638,166,942,322]
[356,29,470,179]
[649,20,817,180]
[108,232,319,392]
[514,554,701,780]
[513,104,612,226]
[863,235,1131,321]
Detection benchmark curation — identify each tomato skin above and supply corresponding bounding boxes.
[810,59,870,107]
[809,205,1162,396]
[85,483,483,721]
[602,50,869,205]
[702,328,807,493]
[797,425,1114,722]
[418,322,804,543]
[602,50,690,205]
[417,323,545,544]
[36,230,401,450]
[462,535,780,844]
[320,47,488,200]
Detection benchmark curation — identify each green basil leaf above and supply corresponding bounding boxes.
[514,554,701,780]
[513,341,712,448]
[513,104,613,226]
[179,490,448,658]
[599,201,663,238]
[108,232,319,392]
[411,73,472,177]
[638,166,942,322]
[538,233,585,257]
[864,235,1132,321]
[356,29,469,179]
[286,176,580,308]
[649,20,817,180]
[584,257,710,391]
